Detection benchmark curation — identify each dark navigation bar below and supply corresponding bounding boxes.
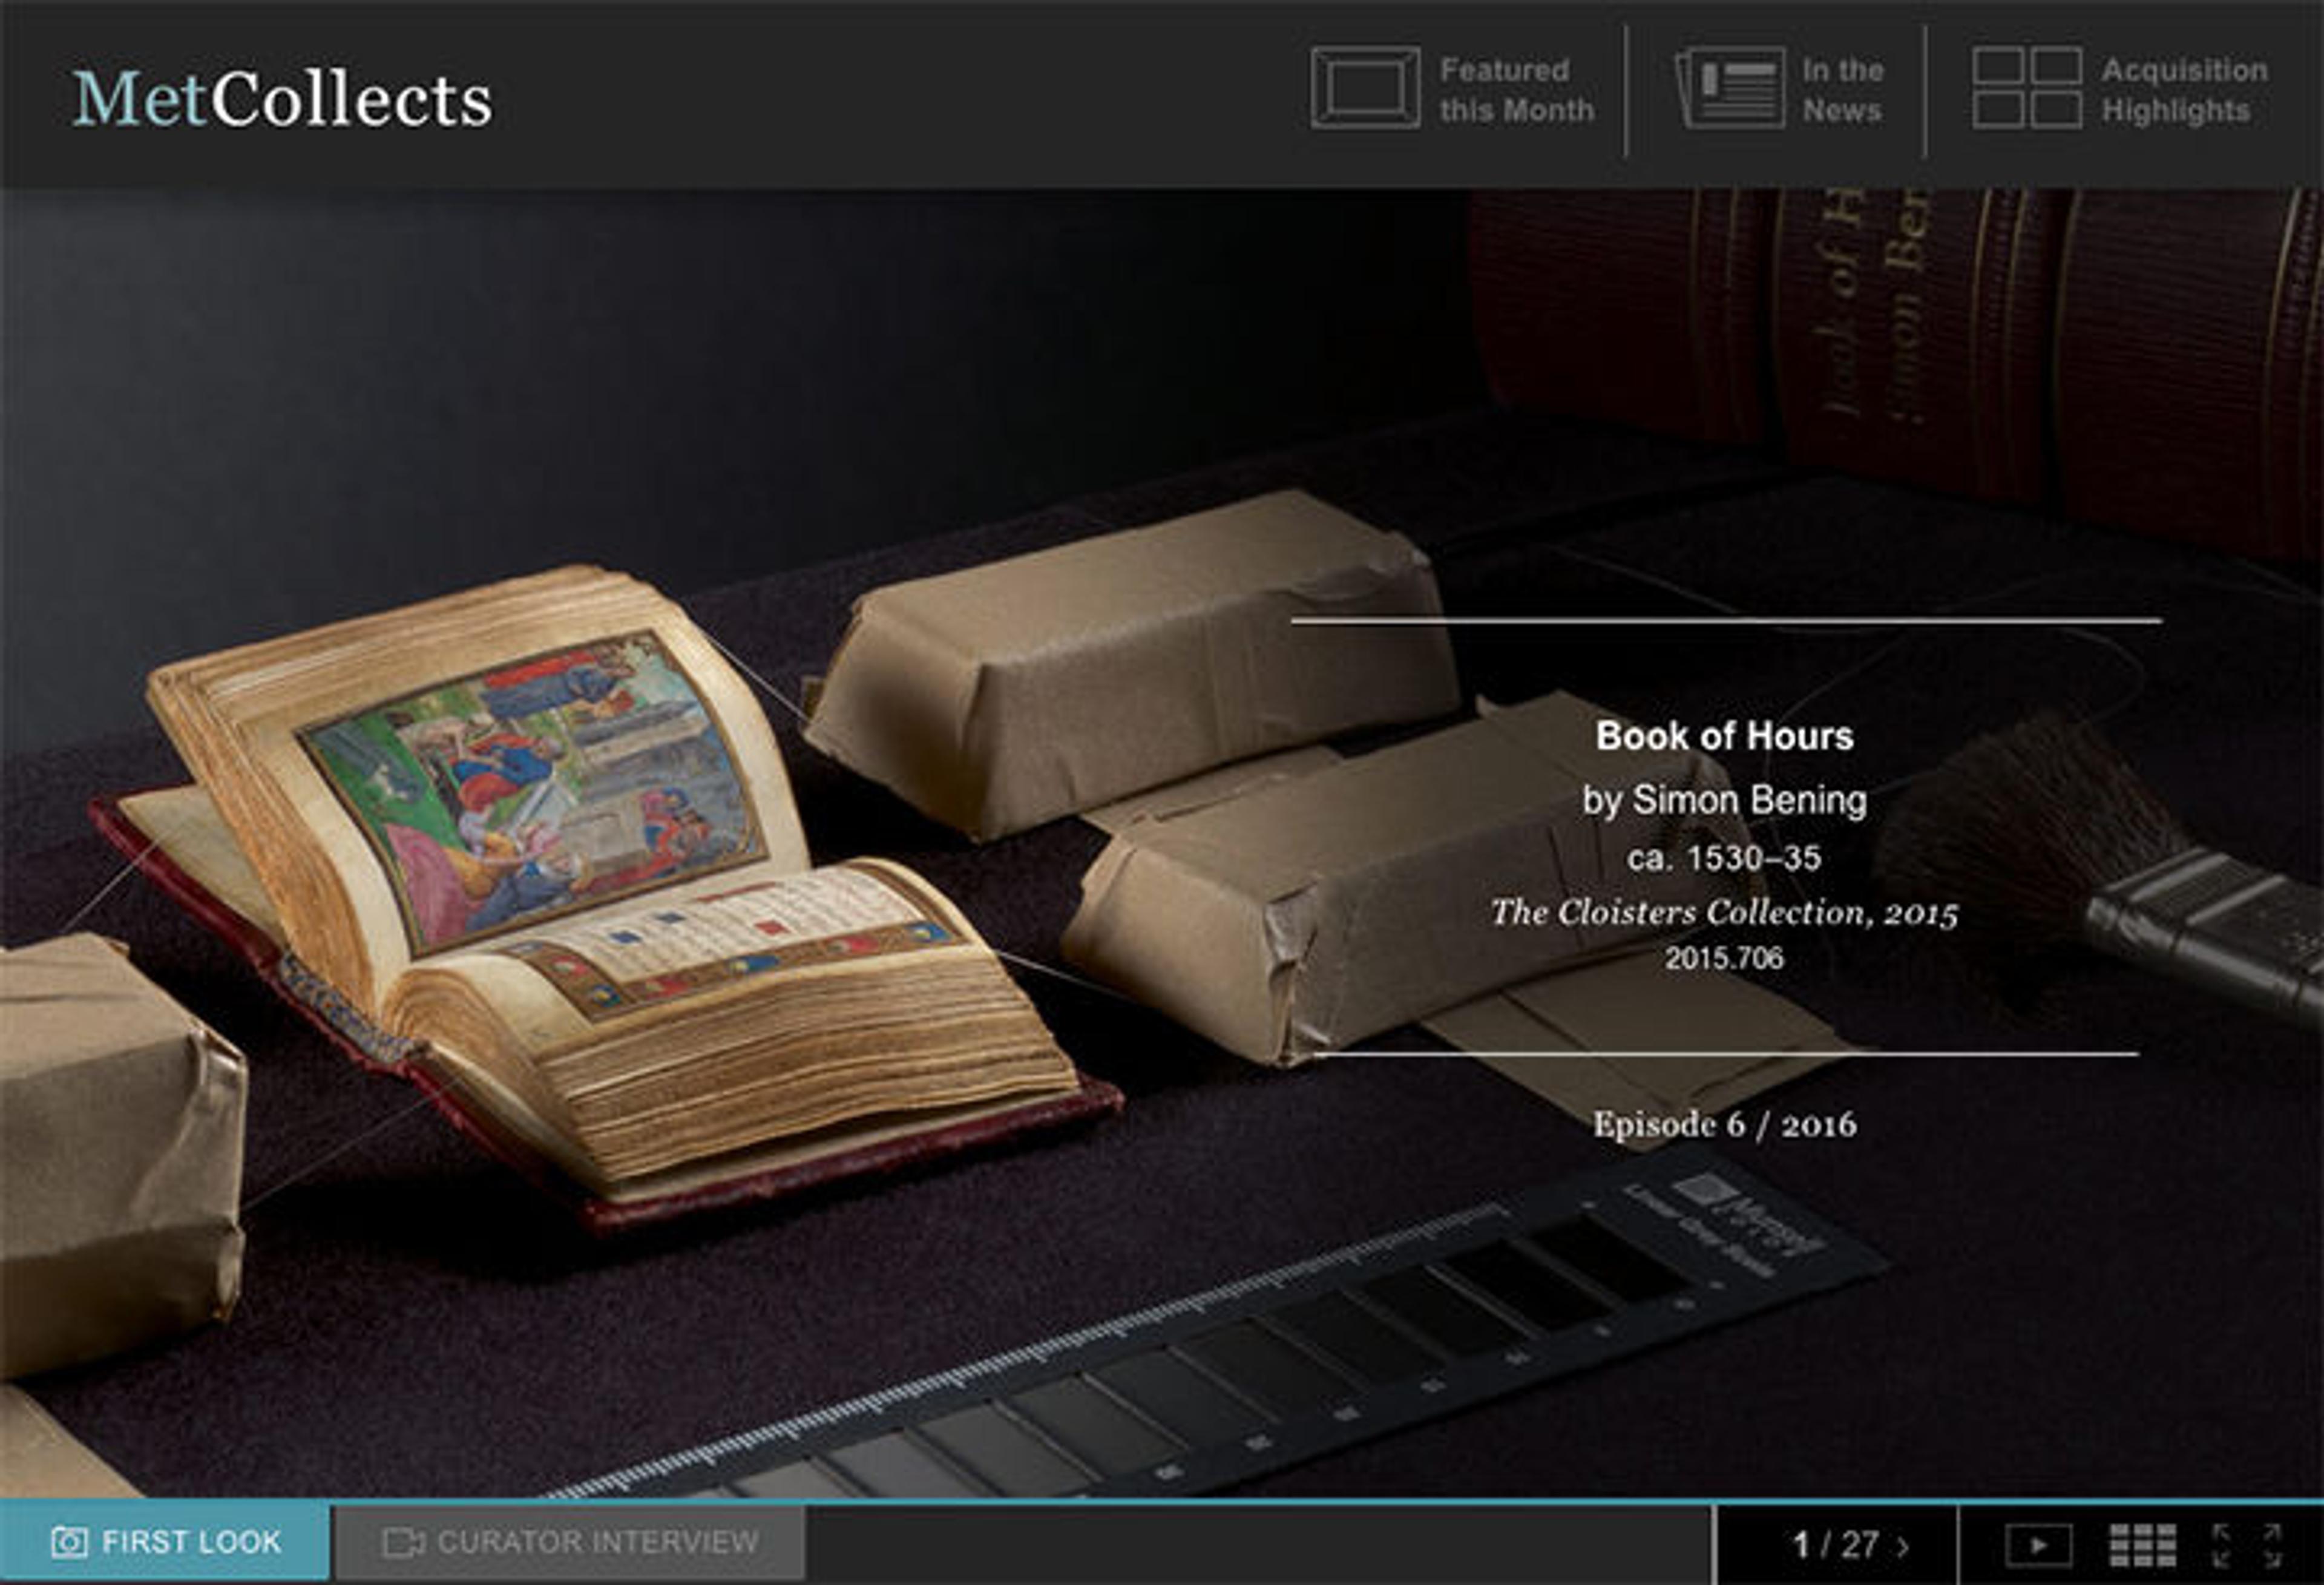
[4,1501,2319,1583]
[5,3,2319,188]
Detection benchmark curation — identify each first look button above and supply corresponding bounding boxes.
[0,1500,329,1581]
[335,1505,805,1581]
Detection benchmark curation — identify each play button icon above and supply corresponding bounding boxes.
[2006,1523,2075,1569]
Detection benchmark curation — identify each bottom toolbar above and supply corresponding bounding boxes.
[2,1501,2316,1584]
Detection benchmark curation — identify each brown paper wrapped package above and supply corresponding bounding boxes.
[1,934,248,1379]
[1061,692,1756,1065]
[1,1386,139,1495]
[1427,952,1854,1144]
[804,491,1461,840]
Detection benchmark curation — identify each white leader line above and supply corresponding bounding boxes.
[1325,1049,2142,1060]
[1290,615,2167,628]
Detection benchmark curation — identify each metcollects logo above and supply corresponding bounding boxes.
[73,65,493,128]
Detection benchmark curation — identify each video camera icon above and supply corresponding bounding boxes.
[380,1526,428,1561]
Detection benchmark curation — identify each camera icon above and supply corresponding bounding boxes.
[50,1524,92,1561]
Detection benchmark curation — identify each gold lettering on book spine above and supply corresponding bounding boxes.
[1879,189,1932,433]
[1811,188,1868,421]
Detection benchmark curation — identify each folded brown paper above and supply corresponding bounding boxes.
[1,934,248,1379]
[1,1386,139,1497]
[1078,745,1343,836]
[1061,692,1754,1065]
[1425,952,1853,1146]
[804,491,1460,839]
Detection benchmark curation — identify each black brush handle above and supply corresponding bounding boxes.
[2084,848,2324,1032]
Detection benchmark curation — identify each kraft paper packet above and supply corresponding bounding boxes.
[1078,745,1344,835]
[1,934,248,1379]
[0,1386,139,1497]
[1071,741,1851,1116]
[1061,691,1756,1065]
[1426,951,1855,1146]
[803,490,1461,841]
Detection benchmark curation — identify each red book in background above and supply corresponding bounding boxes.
[2054,189,2322,563]
[1769,188,2066,505]
[1470,187,2322,561]
[1470,189,1775,445]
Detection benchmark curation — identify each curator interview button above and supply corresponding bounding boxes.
[334,1505,805,1581]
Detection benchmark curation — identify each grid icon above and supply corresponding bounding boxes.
[1972,42,2084,131]
[2109,1521,2180,1570]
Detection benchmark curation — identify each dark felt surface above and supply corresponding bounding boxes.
[5,408,2317,1498]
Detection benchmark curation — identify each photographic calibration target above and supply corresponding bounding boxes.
[552,1145,1886,1500]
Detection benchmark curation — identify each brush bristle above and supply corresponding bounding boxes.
[1874,714,2192,951]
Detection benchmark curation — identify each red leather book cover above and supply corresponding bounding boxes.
[1469,187,2318,560]
[1770,188,2066,503]
[1469,189,1774,444]
[2053,188,2323,561]
[88,790,1126,1234]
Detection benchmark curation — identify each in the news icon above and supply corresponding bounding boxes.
[1673,45,1788,130]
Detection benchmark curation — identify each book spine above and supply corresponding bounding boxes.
[2052,188,2323,561]
[1770,188,2065,504]
[1469,188,2322,559]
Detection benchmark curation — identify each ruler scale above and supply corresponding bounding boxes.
[551,1146,1885,1500]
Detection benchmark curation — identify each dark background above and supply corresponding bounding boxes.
[10,411,2319,1498]
[4,188,2317,1504]
[2,190,1480,754]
